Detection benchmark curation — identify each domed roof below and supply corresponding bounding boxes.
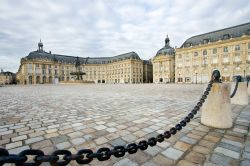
[155,36,175,56]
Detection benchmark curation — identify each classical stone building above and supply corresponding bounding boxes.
[175,22,250,83]
[16,41,144,84]
[152,36,175,83]
[0,69,16,85]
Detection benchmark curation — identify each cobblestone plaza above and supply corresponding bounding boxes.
[0,84,249,166]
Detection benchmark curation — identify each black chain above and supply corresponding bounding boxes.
[0,73,217,166]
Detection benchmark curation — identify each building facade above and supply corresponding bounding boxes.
[152,36,175,83]
[0,70,16,85]
[16,41,144,84]
[175,22,250,83]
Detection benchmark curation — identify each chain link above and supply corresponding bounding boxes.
[0,78,215,166]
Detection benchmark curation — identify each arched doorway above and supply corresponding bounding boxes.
[28,76,32,84]
[43,76,46,84]
[36,76,40,84]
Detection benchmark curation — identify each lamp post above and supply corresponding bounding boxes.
[244,70,246,78]
[195,70,197,84]
[178,72,180,83]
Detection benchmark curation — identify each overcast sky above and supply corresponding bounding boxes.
[0,0,250,72]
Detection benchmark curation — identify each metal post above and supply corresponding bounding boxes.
[178,72,180,83]
[195,71,197,84]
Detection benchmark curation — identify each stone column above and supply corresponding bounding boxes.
[231,82,249,105]
[201,83,232,129]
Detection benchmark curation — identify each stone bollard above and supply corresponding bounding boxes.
[231,82,249,105]
[201,83,232,129]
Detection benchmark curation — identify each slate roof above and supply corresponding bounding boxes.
[155,36,175,56]
[181,22,250,48]
[24,51,141,64]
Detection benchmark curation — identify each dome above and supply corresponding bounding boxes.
[155,36,175,56]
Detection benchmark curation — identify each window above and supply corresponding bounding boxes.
[203,39,209,44]
[248,43,250,49]
[203,50,207,55]
[35,64,39,67]
[27,64,32,74]
[202,57,208,65]
[235,45,240,51]
[223,55,229,63]
[185,56,190,67]
[192,60,199,66]
[234,53,241,62]
[194,52,198,56]
[212,55,218,64]
[223,34,230,40]
[212,48,217,54]
[248,52,250,61]
[224,46,228,52]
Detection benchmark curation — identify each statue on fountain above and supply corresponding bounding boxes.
[70,56,86,80]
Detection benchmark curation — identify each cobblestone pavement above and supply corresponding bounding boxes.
[0,84,249,166]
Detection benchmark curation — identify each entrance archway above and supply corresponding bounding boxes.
[36,76,40,84]
[43,76,46,84]
[28,76,32,84]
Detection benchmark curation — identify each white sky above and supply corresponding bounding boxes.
[0,0,250,72]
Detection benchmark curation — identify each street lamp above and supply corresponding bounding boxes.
[195,70,197,84]
[178,72,180,83]
[244,70,246,78]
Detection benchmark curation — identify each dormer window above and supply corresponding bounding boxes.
[223,34,230,40]
[185,43,191,47]
[223,46,228,52]
[203,39,209,44]
[203,50,207,56]
[235,45,240,51]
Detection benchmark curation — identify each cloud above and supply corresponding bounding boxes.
[0,0,249,72]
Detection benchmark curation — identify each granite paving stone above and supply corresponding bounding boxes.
[180,136,197,145]
[153,154,174,166]
[145,146,163,156]
[25,136,44,144]
[113,158,138,166]
[161,147,184,160]
[214,147,240,159]
[185,151,206,165]
[174,141,192,152]
[56,141,71,149]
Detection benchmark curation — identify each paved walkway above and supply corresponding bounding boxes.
[0,84,249,166]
